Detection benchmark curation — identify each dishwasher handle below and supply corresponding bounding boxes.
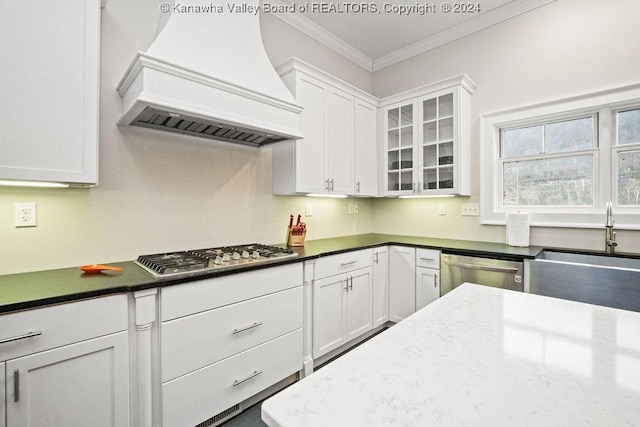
[442,257,520,274]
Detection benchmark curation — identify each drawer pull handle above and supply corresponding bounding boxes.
[14,370,20,402]
[233,370,263,387]
[0,331,42,345]
[340,260,358,266]
[232,322,263,335]
[420,257,435,262]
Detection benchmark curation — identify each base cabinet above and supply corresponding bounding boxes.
[159,264,303,427]
[313,267,373,358]
[389,246,416,322]
[416,248,441,310]
[6,333,129,427]
[1,362,5,427]
[0,295,130,427]
[372,247,389,328]
[416,267,440,310]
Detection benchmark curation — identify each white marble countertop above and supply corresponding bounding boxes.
[262,283,640,426]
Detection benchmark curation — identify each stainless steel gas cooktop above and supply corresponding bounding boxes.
[135,244,298,279]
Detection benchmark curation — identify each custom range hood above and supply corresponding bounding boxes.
[116,0,303,147]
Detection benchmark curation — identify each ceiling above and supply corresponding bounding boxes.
[272,0,555,71]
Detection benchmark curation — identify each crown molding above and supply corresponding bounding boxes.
[372,0,556,71]
[266,0,374,71]
[265,0,556,72]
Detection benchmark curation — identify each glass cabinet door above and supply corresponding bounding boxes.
[421,93,454,191]
[387,103,414,192]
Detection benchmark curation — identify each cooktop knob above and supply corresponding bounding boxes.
[222,253,231,262]
[214,256,223,265]
[252,251,260,259]
[232,251,241,260]
[241,250,250,259]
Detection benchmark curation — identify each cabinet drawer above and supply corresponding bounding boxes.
[162,329,302,427]
[0,294,128,362]
[314,248,373,279]
[416,248,440,269]
[160,262,303,321]
[161,286,302,382]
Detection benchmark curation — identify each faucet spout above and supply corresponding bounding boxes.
[605,201,614,227]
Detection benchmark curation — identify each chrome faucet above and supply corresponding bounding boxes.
[605,202,617,255]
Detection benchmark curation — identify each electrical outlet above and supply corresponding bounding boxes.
[305,203,313,217]
[353,203,359,214]
[348,203,354,215]
[15,202,37,227]
[461,203,480,216]
[438,204,446,216]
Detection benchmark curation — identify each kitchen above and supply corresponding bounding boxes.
[1,0,639,426]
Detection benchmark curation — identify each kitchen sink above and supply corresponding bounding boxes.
[529,249,640,312]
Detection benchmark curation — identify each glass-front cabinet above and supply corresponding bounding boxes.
[381,75,476,196]
[386,102,416,192]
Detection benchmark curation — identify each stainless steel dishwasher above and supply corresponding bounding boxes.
[440,254,524,296]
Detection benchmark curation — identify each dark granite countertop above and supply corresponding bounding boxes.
[0,233,543,314]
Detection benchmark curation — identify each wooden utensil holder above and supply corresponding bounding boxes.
[286,226,306,247]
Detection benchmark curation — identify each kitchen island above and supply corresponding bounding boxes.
[262,283,640,426]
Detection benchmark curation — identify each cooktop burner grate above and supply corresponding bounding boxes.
[135,244,297,279]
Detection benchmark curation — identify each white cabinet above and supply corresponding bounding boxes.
[416,248,441,310]
[1,362,5,427]
[372,247,389,328]
[354,99,378,196]
[326,87,355,194]
[311,249,374,358]
[389,246,416,322]
[0,0,100,186]
[159,263,303,427]
[0,295,130,427]
[7,333,129,427]
[313,267,373,358]
[380,75,476,196]
[273,58,378,196]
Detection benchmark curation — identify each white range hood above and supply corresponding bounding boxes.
[116,0,303,146]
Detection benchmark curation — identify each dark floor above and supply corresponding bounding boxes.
[220,402,265,426]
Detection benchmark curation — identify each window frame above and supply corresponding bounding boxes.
[480,83,640,230]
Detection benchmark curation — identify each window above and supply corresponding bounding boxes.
[480,84,640,229]
[615,108,640,206]
[500,116,597,207]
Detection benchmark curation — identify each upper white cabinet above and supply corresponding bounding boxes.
[0,0,100,186]
[273,58,378,196]
[380,75,476,196]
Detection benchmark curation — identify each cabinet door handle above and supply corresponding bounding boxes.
[374,252,379,264]
[325,179,330,191]
[233,370,263,387]
[14,370,19,402]
[434,274,438,287]
[232,322,263,335]
[330,179,335,191]
[340,260,358,267]
[413,181,417,192]
[0,331,42,345]
[356,181,360,193]
[349,276,353,291]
